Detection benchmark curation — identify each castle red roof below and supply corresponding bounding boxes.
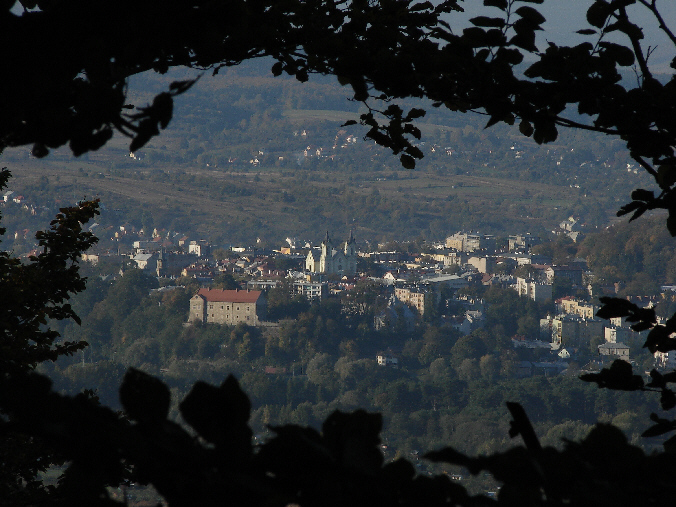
[195,288,262,303]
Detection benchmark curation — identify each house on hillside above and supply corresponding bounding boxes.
[598,342,630,360]
[376,349,399,368]
[189,288,267,326]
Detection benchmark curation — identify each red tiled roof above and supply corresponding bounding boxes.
[195,288,261,303]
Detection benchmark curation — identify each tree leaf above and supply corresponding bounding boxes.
[470,16,506,28]
[401,154,416,169]
[515,6,545,25]
[483,0,508,9]
[586,1,612,29]
[661,388,676,411]
[579,359,644,391]
[519,119,533,137]
[599,41,635,66]
[179,376,252,451]
[119,368,171,425]
[667,212,676,237]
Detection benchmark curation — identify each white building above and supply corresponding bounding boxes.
[305,231,357,275]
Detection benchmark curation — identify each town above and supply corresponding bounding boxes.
[29,204,669,377]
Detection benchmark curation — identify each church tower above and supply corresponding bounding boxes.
[321,230,333,257]
[344,229,356,257]
[320,231,334,273]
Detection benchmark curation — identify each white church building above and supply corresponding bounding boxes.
[305,231,357,275]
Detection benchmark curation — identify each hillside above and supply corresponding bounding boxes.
[0,59,654,246]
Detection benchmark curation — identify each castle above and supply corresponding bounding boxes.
[305,231,357,275]
[189,288,266,326]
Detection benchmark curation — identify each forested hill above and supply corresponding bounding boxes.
[0,59,656,245]
[579,213,676,296]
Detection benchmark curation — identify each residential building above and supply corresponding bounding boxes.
[188,240,211,258]
[247,280,280,291]
[443,251,468,267]
[515,277,552,302]
[445,232,496,252]
[394,286,433,316]
[551,314,603,349]
[545,265,584,285]
[376,349,399,368]
[420,273,469,290]
[557,298,598,319]
[655,350,676,370]
[598,342,630,360]
[294,280,328,300]
[189,288,267,326]
[131,252,157,272]
[246,279,328,301]
[508,233,542,252]
[559,216,582,232]
[374,296,415,331]
[467,256,496,274]
[604,326,630,344]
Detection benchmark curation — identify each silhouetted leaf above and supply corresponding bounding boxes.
[657,165,676,190]
[519,119,533,137]
[587,1,612,28]
[470,16,505,28]
[599,42,635,66]
[580,359,644,391]
[32,143,49,158]
[661,388,676,411]
[401,154,416,169]
[668,212,676,237]
[515,6,545,25]
[179,375,251,451]
[631,188,654,202]
[596,297,639,319]
[616,200,643,218]
[119,368,170,425]
[642,414,676,437]
[663,433,676,452]
[647,369,665,388]
[322,410,384,473]
[483,0,508,10]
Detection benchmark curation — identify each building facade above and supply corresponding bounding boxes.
[445,232,496,252]
[189,288,266,326]
[515,277,552,302]
[394,286,433,316]
[305,231,357,275]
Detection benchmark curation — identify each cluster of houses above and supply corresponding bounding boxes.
[2,184,664,375]
[165,228,663,374]
[77,223,670,373]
